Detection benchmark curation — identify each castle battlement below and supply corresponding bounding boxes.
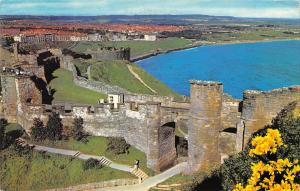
[190,80,223,86]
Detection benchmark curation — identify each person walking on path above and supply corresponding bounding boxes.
[134,159,140,170]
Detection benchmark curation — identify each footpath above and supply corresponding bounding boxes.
[17,139,187,191]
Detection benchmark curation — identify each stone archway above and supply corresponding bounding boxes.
[157,121,177,171]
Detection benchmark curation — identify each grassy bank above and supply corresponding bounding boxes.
[35,136,155,176]
[0,149,134,191]
[72,37,192,57]
[50,69,106,104]
[75,59,179,97]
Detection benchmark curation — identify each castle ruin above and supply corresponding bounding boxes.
[1,44,300,174]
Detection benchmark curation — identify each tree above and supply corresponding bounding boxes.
[46,112,63,140]
[71,117,84,141]
[83,158,103,170]
[31,118,46,142]
[106,137,130,155]
[0,118,8,150]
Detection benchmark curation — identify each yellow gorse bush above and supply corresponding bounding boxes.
[233,129,300,191]
[249,129,283,157]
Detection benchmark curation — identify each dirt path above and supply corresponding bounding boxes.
[127,64,157,94]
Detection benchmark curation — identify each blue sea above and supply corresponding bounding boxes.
[137,40,300,99]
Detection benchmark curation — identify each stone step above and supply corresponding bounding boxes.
[98,157,112,166]
[131,169,149,180]
[73,152,81,157]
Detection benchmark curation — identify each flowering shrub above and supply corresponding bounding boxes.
[249,129,283,157]
[233,129,300,191]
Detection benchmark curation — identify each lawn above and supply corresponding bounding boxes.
[36,136,155,176]
[0,149,134,191]
[72,37,192,57]
[50,69,106,104]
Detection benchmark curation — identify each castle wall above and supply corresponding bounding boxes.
[60,57,129,94]
[1,75,18,122]
[86,48,130,61]
[221,94,241,130]
[188,80,223,173]
[239,86,300,148]
[19,102,163,171]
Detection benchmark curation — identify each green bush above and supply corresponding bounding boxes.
[71,117,85,141]
[0,118,7,150]
[83,158,103,170]
[31,118,47,142]
[46,112,63,141]
[106,137,130,155]
[219,101,300,191]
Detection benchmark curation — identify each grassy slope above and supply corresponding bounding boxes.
[38,136,155,176]
[90,60,153,94]
[50,69,106,104]
[89,60,178,97]
[72,37,192,57]
[0,149,134,191]
[130,64,180,98]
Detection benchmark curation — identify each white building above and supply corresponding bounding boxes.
[107,94,124,109]
[144,34,157,41]
[13,36,22,42]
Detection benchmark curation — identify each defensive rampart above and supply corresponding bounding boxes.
[85,47,130,61]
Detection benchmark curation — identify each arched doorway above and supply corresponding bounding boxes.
[157,122,177,171]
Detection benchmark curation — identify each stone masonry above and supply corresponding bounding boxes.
[1,46,300,174]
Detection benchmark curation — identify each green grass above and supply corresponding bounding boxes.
[36,136,155,176]
[50,69,106,104]
[89,60,179,97]
[72,37,192,57]
[201,29,300,43]
[0,149,134,191]
[5,123,23,133]
[90,60,153,94]
[149,173,198,191]
[130,64,180,98]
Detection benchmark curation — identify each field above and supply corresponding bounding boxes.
[50,69,106,104]
[72,37,192,57]
[0,149,134,191]
[201,29,300,43]
[36,136,155,176]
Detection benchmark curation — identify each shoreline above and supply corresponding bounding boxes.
[131,38,300,62]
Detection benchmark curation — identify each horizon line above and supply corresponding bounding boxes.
[0,14,299,20]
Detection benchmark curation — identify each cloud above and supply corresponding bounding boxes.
[0,0,299,18]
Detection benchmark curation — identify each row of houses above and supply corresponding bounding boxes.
[11,31,157,43]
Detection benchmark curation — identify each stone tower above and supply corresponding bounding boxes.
[187,80,223,173]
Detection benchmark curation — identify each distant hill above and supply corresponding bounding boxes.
[0,14,299,25]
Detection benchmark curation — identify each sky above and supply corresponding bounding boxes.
[0,0,299,18]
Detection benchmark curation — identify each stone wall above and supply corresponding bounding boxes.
[221,94,241,130]
[1,75,18,122]
[85,47,130,61]
[239,86,300,147]
[187,80,223,173]
[60,56,129,94]
[47,179,139,191]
